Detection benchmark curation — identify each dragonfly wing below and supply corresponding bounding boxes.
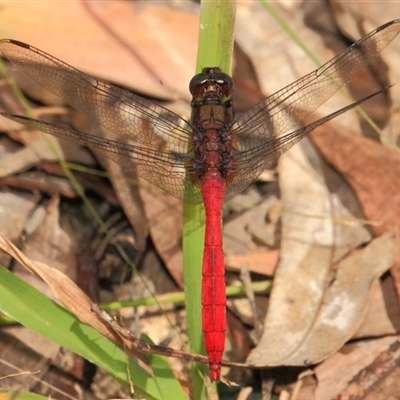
[0,39,193,152]
[225,20,400,200]
[2,113,203,203]
[0,39,206,202]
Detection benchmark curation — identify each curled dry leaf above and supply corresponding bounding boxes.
[247,138,398,367]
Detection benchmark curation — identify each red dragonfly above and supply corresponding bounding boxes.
[0,20,399,381]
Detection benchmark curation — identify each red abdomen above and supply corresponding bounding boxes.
[201,171,226,381]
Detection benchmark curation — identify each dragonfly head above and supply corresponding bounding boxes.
[189,67,233,105]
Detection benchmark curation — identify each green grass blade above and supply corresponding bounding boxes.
[195,0,237,72]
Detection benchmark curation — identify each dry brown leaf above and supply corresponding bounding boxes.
[0,1,198,99]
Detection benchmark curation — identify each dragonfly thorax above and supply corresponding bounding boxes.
[188,69,237,183]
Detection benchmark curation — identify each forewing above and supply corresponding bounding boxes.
[0,39,204,203]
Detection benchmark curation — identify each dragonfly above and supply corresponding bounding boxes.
[0,20,399,381]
